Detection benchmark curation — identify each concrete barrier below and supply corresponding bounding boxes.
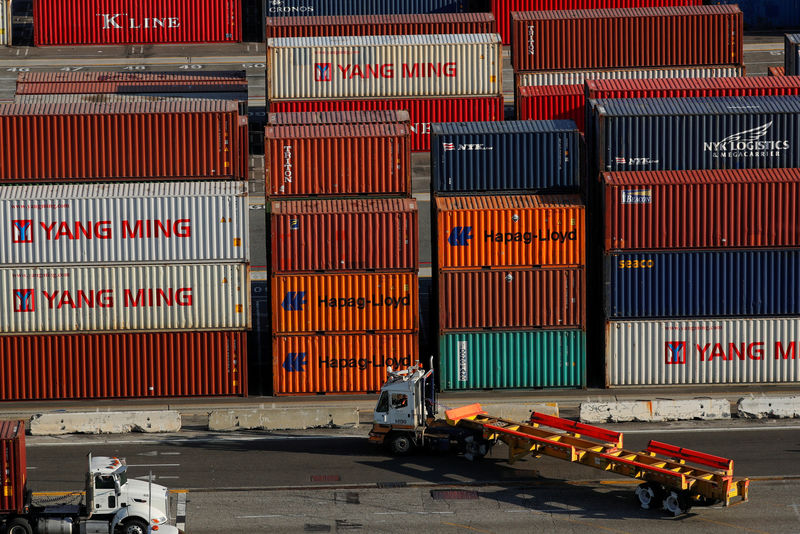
[478,402,559,422]
[208,407,359,431]
[738,396,800,419]
[29,411,181,436]
[580,399,730,423]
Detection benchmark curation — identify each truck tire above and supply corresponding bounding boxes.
[5,518,33,534]
[389,433,414,456]
[119,518,149,534]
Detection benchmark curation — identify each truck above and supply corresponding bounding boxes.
[369,364,750,516]
[1,420,182,534]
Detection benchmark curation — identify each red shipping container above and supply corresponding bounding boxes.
[490,0,701,44]
[0,331,247,401]
[0,101,248,182]
[438,268,586,331]
[511,5,743,72]
[266,12,496,39]
[269,110,409,126]
[272,333,418,395]
[266,122,411,197]
[516,84,585,130]
[585,76,800,99]
[34,0,242,46]
[15,71,248,95]
[268,96,504,152]
[603,169,800,251]
[271,198,419,273]
[769,67,786,76]
[0,420,25,514]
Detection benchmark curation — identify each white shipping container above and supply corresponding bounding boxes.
[0,263,250,334]
[1,181,248,265]
[267,33,502,100]
[516,66,745,87]
[606,318,800,386]
[0,0,8,46]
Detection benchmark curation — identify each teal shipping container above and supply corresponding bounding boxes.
[439,330,585,390]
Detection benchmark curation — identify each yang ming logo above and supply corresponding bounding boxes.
[281,291,306,311]
[703,121,789,159]
[665,341,686,365]
[14,289,35,312]
[12,220,33,243]
[315,63,331,82]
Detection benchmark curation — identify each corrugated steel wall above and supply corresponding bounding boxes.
[787,34,800,76]
[0,331,247,399]
[515,85,586,131]
[516,66,745,87]
[605,250,800,319]
[268,110,409,126]
[15,71,248,96]
[606,318,800,386]
[0,420,25,513]
[268,96,504,152]
[273,333,418,395]
[263,0,467,16]
[1,182,249,265]
[771,66,787,77]
[271,199,418,273]
[0,263,250,334]
[267,34,502,100]
[586,76,800,99]
[708,0,800,30]
[439,330,586,389]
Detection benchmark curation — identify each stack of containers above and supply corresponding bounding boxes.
[431,120,586,391]
[786,34,800,76]
[511,6,744,131]
[602,169,800,386]
[266,20,504,152]
[269,111,419,395]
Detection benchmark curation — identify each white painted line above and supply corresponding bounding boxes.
[622,425,800,434]
[127,463,181,468]
[27,434,367,447]
[237,515,283,519]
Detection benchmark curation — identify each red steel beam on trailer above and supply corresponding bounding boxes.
[647,441,734,474]
[530,412,623,448]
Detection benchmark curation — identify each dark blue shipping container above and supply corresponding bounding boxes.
[431,120,582,194]
[591,96,800,173]
[787,34,800,76]
[605,250,800,319]
[707,1,800,31]
[265,0,466,16]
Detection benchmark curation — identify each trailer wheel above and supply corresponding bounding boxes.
[389,433,414,456]
[5,518,33,534]
[463,435,489,461]
[635,482,665,510]
[662,490,692,516]
[119,518,149,534]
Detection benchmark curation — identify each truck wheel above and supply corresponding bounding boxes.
[389,433,414,455]
[5,518,33,534]
[635,482,665,510]
[120,518,149,534]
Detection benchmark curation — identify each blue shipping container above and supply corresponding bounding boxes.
[265,0,466,16]
[431,120,582,194]
[708,0,800,31]
[605,250,800,319]
[787,34,800,76]
[591,96,800,173]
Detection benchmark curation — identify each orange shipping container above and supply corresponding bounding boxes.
[435,195,585,269]
[272,333,418,395]
[271,273,418,334]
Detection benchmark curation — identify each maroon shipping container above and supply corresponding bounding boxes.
[0,331,247,401]
[603,169,800,251]
[271,198,419,273]
[516,84,585,130]
[769,67,786,76]
[266,122,411,197]
[268,110,410,126]
[15,71,248,95]
[490,0,701,44]
[0,101,248,183]
[266,12,496,39]
[511,6,743,72]
[438,268,585,331]
[34,0,243,46]
[268,96,504,152]
[585,76,800,99]
[0,420,26,514]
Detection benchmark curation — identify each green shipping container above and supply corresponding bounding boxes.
[439,330,585,390]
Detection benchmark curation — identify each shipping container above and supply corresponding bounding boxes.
[0,182,248,266]
[266,12,495,39]
[271,273,418,334]
[606,317,800,386]
[603,169,800,251]
[515,66,744,88]
[439,268,585,331]
[266,122,411,197]
[267,33,502,101]
[707,0,800,30]
[269,96,504,152]
[511,6,743,72]
[271,198,418,273]
[0,331,247,400]
[0,100,248,182]
[770,66,786,77]
[34,0,243,46]
[431,120,582,194]
[586,76,800,100]
[0,420,25,514]
[0,0,9,47]
[439,330,585,390]
[516,85,585,130]
[269,110,409,126]
[605,250,800,319]
[0,263,250,334]
[592,96,800,172]
[490,0,701,44]
[272,333,417,395]
[787,34,800,76]
[435,195,585,269]
[264,0,467,16]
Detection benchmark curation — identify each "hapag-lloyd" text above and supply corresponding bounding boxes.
[484,230,577,244]
[318,295,411,309]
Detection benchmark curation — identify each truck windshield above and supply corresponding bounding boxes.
[376,392,389,413]
[117,472,127,487]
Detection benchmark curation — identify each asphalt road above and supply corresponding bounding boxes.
[23,420,800,533]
